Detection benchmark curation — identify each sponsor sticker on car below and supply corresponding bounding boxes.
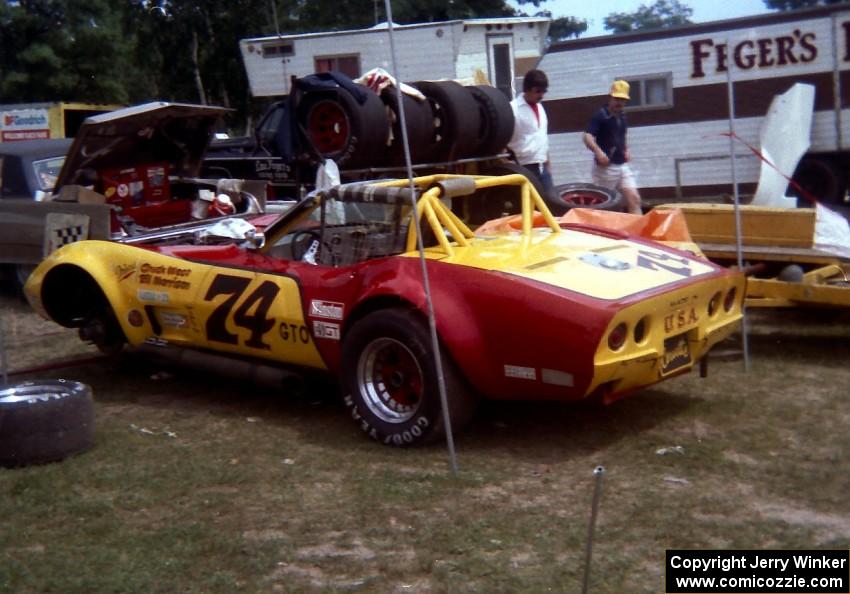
[310,300,344,320]
[313,320,340,340]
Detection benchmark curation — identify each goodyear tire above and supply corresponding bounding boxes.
[0,380,94,468]
[381,89,434,165]
[297,85,389,169]
[341,308,476,447]
[552,183,626,213]
[412,81,482,162]
[468,85,515,157]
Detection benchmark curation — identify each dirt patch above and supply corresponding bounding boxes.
[753,501,850,544]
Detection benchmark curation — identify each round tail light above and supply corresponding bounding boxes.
[608,322,628,351]
[633,317,648,344]
[708,291,721,316]
[723,287,737,312]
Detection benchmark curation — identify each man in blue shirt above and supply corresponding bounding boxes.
[583,80,643,214]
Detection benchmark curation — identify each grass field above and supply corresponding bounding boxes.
[1,296,848,593]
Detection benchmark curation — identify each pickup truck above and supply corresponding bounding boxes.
[0,102,264,290]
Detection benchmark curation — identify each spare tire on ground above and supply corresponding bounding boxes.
[467,85,515,157]
[380,89,435,166]
[0,380,95,468]
[551,183,626,214]
[297,84,390,169]
[411,80,482,162]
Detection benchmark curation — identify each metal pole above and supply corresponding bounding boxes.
[725,45,751,372]
[270,0,281,36]
[581,466,606,594]
[383,0,459,474]
[0,317,8,386]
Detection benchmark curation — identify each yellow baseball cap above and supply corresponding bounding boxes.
[610,80,630,100]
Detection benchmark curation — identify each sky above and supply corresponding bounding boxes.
[532,0,772,37]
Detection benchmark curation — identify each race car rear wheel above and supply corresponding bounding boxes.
[0,380,95,468]
[341,308,476,446]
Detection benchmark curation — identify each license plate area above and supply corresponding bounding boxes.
[661,332,691,375]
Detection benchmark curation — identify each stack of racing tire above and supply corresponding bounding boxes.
[295,77,515,169]
[294,73,627,218]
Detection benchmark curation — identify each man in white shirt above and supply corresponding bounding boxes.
[507,69,554,199]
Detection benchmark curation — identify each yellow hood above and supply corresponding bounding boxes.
[422,228,717,300]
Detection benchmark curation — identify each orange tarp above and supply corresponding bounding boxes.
[476,207,695,243]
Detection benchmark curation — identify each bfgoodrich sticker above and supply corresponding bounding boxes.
[310,300,344,320]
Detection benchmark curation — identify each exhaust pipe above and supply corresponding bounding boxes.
[135,343,306,396]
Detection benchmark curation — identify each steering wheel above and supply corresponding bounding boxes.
[290,229,323,263]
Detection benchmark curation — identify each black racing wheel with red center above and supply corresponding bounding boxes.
[296,84,390,169]
[340,308,477,446]
[553,183,626,212]
[305,99,351,155]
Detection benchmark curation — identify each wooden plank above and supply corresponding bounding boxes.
[698,242,848,265]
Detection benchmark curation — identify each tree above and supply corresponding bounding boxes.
[1,0,581,131]
[289,0,519,31]
[603,0,693,34]
[763,0,848,9]
[547,15,587,43]
[0,0,135,103]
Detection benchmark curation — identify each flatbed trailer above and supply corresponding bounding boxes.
[657,203,850,308]
[697,243,850,308]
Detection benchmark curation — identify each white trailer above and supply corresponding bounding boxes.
[240,17,549,99]
[539,5,850,206]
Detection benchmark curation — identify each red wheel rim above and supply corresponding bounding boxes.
[306,100,350,155]
[358,337,422,423]
[560,189,609,207]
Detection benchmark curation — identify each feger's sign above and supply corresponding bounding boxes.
[688,22,850,78]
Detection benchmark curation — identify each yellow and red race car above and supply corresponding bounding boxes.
[25,174,744,446]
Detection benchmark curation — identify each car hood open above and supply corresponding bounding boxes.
[54,102,231,192]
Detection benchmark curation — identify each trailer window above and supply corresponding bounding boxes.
[262,42,294,58]
[315,55,361,79]
[623,73,672,111]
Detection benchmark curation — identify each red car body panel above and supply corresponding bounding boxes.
[156,241,725,401]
